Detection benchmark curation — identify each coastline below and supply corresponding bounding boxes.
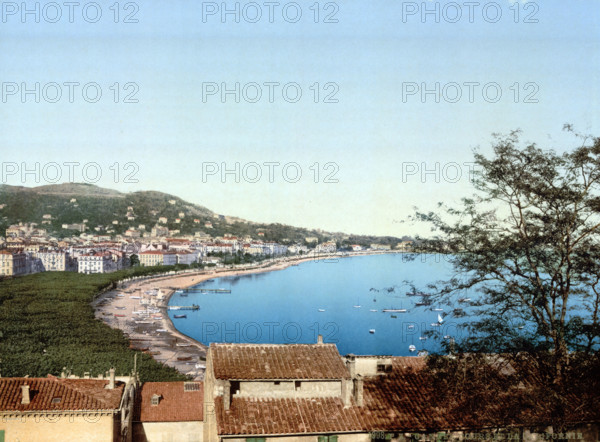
[92,250,398,380]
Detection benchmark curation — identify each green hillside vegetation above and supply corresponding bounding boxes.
[0,267,188,382]
[0,183,405,247]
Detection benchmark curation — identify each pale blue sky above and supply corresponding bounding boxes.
[1,1,599,236]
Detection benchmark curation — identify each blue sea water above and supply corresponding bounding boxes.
[168,254,482,356]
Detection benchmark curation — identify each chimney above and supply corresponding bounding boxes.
[353,375,364,406]
[341,378,351,407]
[317,334,323,344]
[346,354,356,378]
[61,368,66,379]
[108,368,115,389]
[223,381,231,411]
[21,384,30,405]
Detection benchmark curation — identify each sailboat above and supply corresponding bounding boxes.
[408,344,416,352]
[318,309,326,312]
[431,313,444,327]
[353,298,361,308]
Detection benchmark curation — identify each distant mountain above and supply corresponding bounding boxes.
[0,183,403,247]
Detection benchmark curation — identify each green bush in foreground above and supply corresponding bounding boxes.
[0,267,189,382]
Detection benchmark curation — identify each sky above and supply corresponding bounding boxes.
[0,0,599,237]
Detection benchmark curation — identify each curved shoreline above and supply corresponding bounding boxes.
[93,251,399,380]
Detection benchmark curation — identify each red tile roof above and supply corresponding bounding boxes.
[216,397,366,436]
[134,382,203,422]
[211,343,350,380]
[215,356,600,436]
[0,377,124,412]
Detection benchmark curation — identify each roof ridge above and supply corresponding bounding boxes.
[57,378,114,409]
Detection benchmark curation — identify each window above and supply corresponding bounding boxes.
[184,382,201,392]
[376,364,392,373]
[295,381,301,391]
[230,381,240,395]
[246,439,265,442]
[0,430,4,442]
[151,394,161,406]
[51,397,61,404]
[318,436,338,442]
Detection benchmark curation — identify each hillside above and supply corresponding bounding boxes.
[0,183,404,247]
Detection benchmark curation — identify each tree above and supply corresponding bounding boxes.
[129,254,139,266]
[414,128,600,387]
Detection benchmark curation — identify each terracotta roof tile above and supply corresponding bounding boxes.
[211,343,350,380]
[216,397,367,436]
[134,382,203,423]
[0,377,124,412]
[215,356,600,436]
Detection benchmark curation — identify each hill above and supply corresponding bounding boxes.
[0,183,404,247]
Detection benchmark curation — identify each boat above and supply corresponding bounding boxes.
[116,294,125,298]
[390,315,397,318]
[382,308,407,313]
[176,343,191,347]
[433,308,444,312]
[443,335,452,339]
[417,350,428,357]
[174,314,187,319]
[180,293,188,297]
[407,324,415,330]
[318,309,325,312]
[409,345,416,352]
[156,329,168,332]
[369,329,376,334]
[148,351,161,355]
[130,296,141,299]
[431,322,442,327]
[115,306,126,310]
[458,298,472,303]
[419,336,427,341]
[369,309,378,312]
[438,313,444,323]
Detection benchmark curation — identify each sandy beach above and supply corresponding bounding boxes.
[92,251,397,380]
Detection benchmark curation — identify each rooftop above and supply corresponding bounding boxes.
[0,376,124,412]
[211,343,350,380]
[134,382,204,423]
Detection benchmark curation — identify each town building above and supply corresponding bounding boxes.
[133,382,204,442]
[33,250,74,272]
[78,252,117,274]
[0,250,27,276]
[0,370,136,442]
[138,251,178,267]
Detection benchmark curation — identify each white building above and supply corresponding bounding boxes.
[78,252,116,274]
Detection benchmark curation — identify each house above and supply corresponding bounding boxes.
[315,241,337,254]
[203,338,360,441]
[176,251,198,265]
[350,245,362,252]
[151,226,169,237]
[203,341,600,441]
[78,252,117,274]
[158,217,168,224]
[34,250,74,272]
[133,382,204,442]
[138,251,177,267]
[0,370,136,442]
[0,250,27,276]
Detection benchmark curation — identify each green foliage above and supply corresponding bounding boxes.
[0,268,187,382]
